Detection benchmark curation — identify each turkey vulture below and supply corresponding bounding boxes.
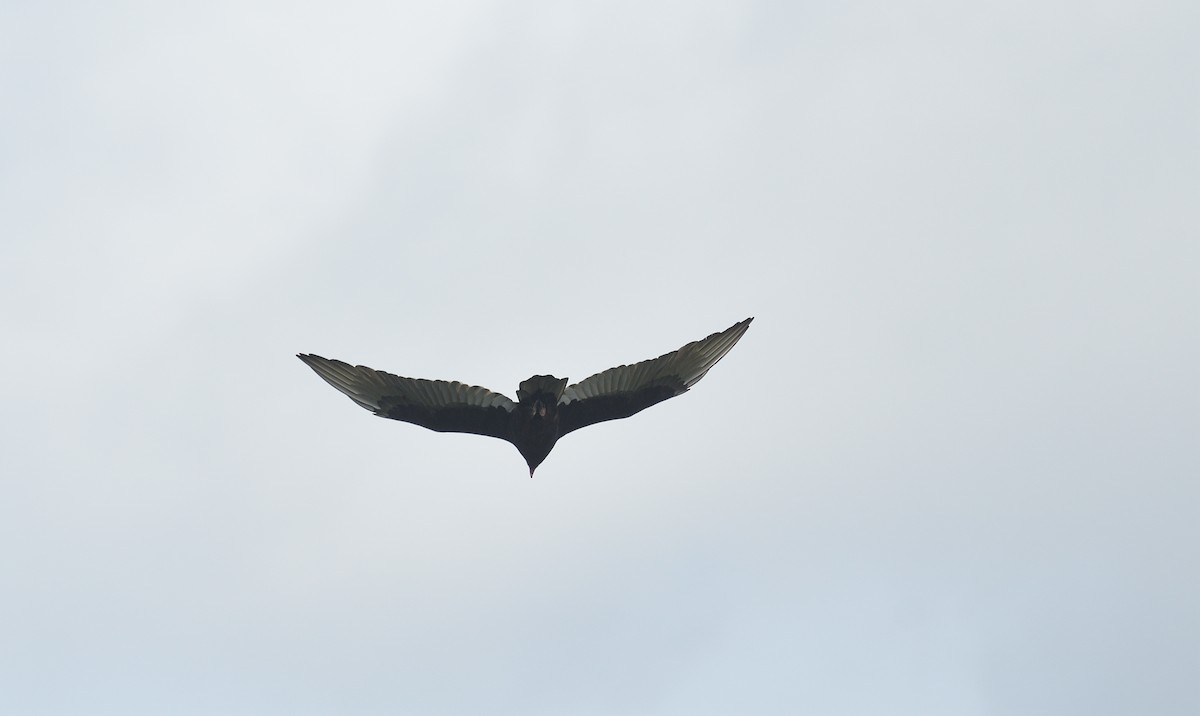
[298,317,752,476]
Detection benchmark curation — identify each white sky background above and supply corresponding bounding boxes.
[1,1,1197,713]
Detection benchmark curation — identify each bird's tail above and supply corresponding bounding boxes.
[517,375,568,403]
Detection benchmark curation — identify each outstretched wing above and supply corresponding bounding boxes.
[557,317,752,436]
[298,354,515,440]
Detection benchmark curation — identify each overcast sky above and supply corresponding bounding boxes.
[2,1,1197,714]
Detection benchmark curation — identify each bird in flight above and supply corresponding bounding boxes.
[298,317,752,476]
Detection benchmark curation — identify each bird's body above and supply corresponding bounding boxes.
[299,318,752,475]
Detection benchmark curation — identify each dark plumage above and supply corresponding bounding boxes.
[298,317,752,476]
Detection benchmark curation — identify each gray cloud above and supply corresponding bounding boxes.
[2,1,1196,714]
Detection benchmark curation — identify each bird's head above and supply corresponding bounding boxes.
[519,442,553,478]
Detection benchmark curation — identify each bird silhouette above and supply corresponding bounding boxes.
[298,317,752,476]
